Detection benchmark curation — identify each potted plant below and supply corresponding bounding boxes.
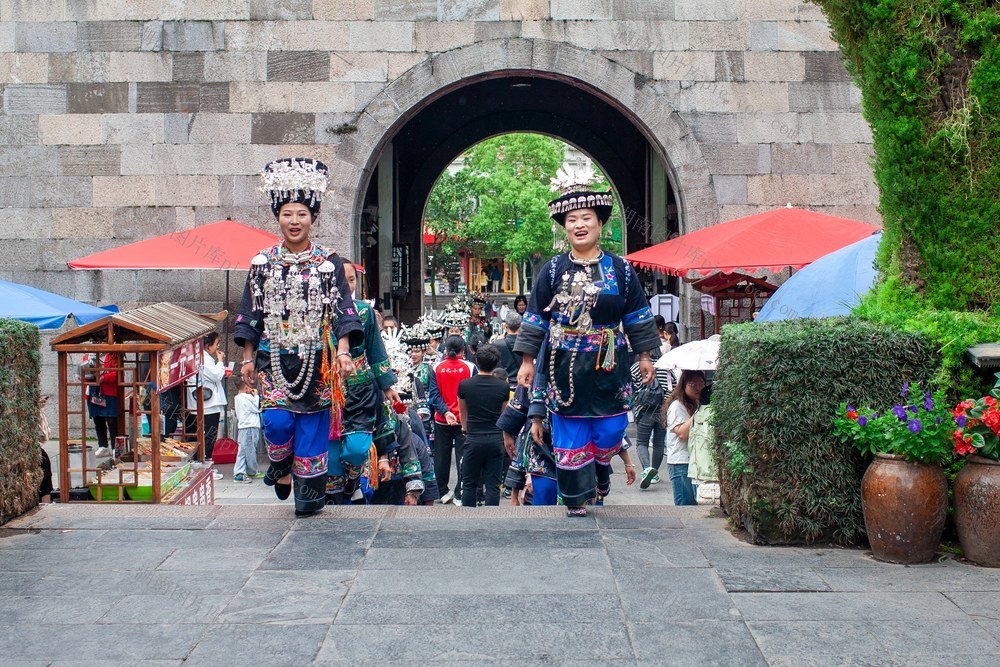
[835,383,953,564]
[952,379,1000,567]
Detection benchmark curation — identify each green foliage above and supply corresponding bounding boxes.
[463,133,566,263]
[713,317,938,544]
[0,319,42,525]
[854,277,1000,395]
[424,169,477,296]
[833,385,955,463]
[424,133,627,279]
[812,0,1000,310]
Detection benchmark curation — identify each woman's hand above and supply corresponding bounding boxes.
[383,387,400,405]
[403,491,418,506]
[240,359,256,387]
[530,419,544,446]
[625,465,637,486]
[377,458,392,482]
[337,353,355,376]
[638,357,655,385]
[517,358,535,389]
[503,432,516,458]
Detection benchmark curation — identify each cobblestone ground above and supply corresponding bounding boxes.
[3,504,1000,665]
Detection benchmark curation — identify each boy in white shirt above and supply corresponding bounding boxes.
[233,378,263,482]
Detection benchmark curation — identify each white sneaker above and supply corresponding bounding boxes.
[453,498,462,506]
[212,471,223,481]
[94,447,111,457]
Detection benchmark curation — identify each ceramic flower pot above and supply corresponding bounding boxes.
[861,453,947,564]
[954,455,1000,567]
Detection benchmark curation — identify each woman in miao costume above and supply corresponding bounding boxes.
[234,158,363,517]
[514,162,659,517]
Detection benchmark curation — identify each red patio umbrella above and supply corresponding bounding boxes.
[625,206,880,277]
[68,219,278,271]
[69,219,280,360]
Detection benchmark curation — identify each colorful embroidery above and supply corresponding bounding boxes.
[599,255,619,295]
[623,306,653,327]
[522,311,549,331]
[293,451,328,478]
[266,438,293,462]
[553,441,599,470]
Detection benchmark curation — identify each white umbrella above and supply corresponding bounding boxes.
[655,335,721,372]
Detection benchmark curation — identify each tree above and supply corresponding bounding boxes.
[811,0,999,312]
[463,134,566,288]
[423,169,476,308]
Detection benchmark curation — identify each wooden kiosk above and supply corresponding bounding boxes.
[690,272,777,338]
[51,302,223,503]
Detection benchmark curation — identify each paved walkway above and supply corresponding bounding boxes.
[3,504,1000,666]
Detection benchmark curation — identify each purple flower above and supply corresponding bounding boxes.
[846,404,856,413]
[901,382,910,396]
[908,405,919,415]
[907,419,922,433]
[956,414,967,428]
[892,405,908,420]
[857,415,868,427]
[935,417,941,425]
[924,393,934,411]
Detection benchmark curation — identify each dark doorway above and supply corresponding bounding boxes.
[359,72,678,321]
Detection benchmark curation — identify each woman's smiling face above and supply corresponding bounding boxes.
[563,208,601,253]
[277,202,313,251]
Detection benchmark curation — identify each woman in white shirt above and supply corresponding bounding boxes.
[663,369,706,506]
[187,332,228,465]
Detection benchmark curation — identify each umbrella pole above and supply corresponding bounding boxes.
[223,272,231,367]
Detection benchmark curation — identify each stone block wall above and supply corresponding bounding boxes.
[1,0,878,395]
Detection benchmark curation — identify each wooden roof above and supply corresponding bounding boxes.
[51,302,224,349]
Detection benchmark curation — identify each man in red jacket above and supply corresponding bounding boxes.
[428,335,477,504]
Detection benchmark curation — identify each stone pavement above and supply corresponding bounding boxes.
[3,504,1000,666]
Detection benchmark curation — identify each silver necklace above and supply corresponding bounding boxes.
[250,244,337,401]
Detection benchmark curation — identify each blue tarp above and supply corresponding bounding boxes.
[757,232,881,322]
[0,280,118,330]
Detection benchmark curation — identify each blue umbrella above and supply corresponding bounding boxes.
[757,232,881,322]
[0,279,118,330]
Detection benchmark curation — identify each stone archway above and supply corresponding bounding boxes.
[320,38,719,251]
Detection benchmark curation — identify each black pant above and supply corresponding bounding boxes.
[92,416,118,450]
[186,412,221,459]
[433,422,465,497]
[461,434,504,507]
[161,387,182,437]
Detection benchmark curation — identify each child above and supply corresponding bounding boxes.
[233,378,263,483]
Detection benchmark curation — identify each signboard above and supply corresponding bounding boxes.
[157,338,203,393]
[391,244,409,292]
[169,467,215,505]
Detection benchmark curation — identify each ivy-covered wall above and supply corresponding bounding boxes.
[812,0,999,312]
[0,319,42,525]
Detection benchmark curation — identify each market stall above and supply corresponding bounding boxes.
[50,302,223,503]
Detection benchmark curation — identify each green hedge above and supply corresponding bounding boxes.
[712,317,938,544]
[0,319,42,525]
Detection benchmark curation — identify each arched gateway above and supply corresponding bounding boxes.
[320,39,718,319]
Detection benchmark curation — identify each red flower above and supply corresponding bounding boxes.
[953,430,976,456]
[983,407,1000,435]
[955,440,977,456]
[847,410,858,420]
[986,396,998,408]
